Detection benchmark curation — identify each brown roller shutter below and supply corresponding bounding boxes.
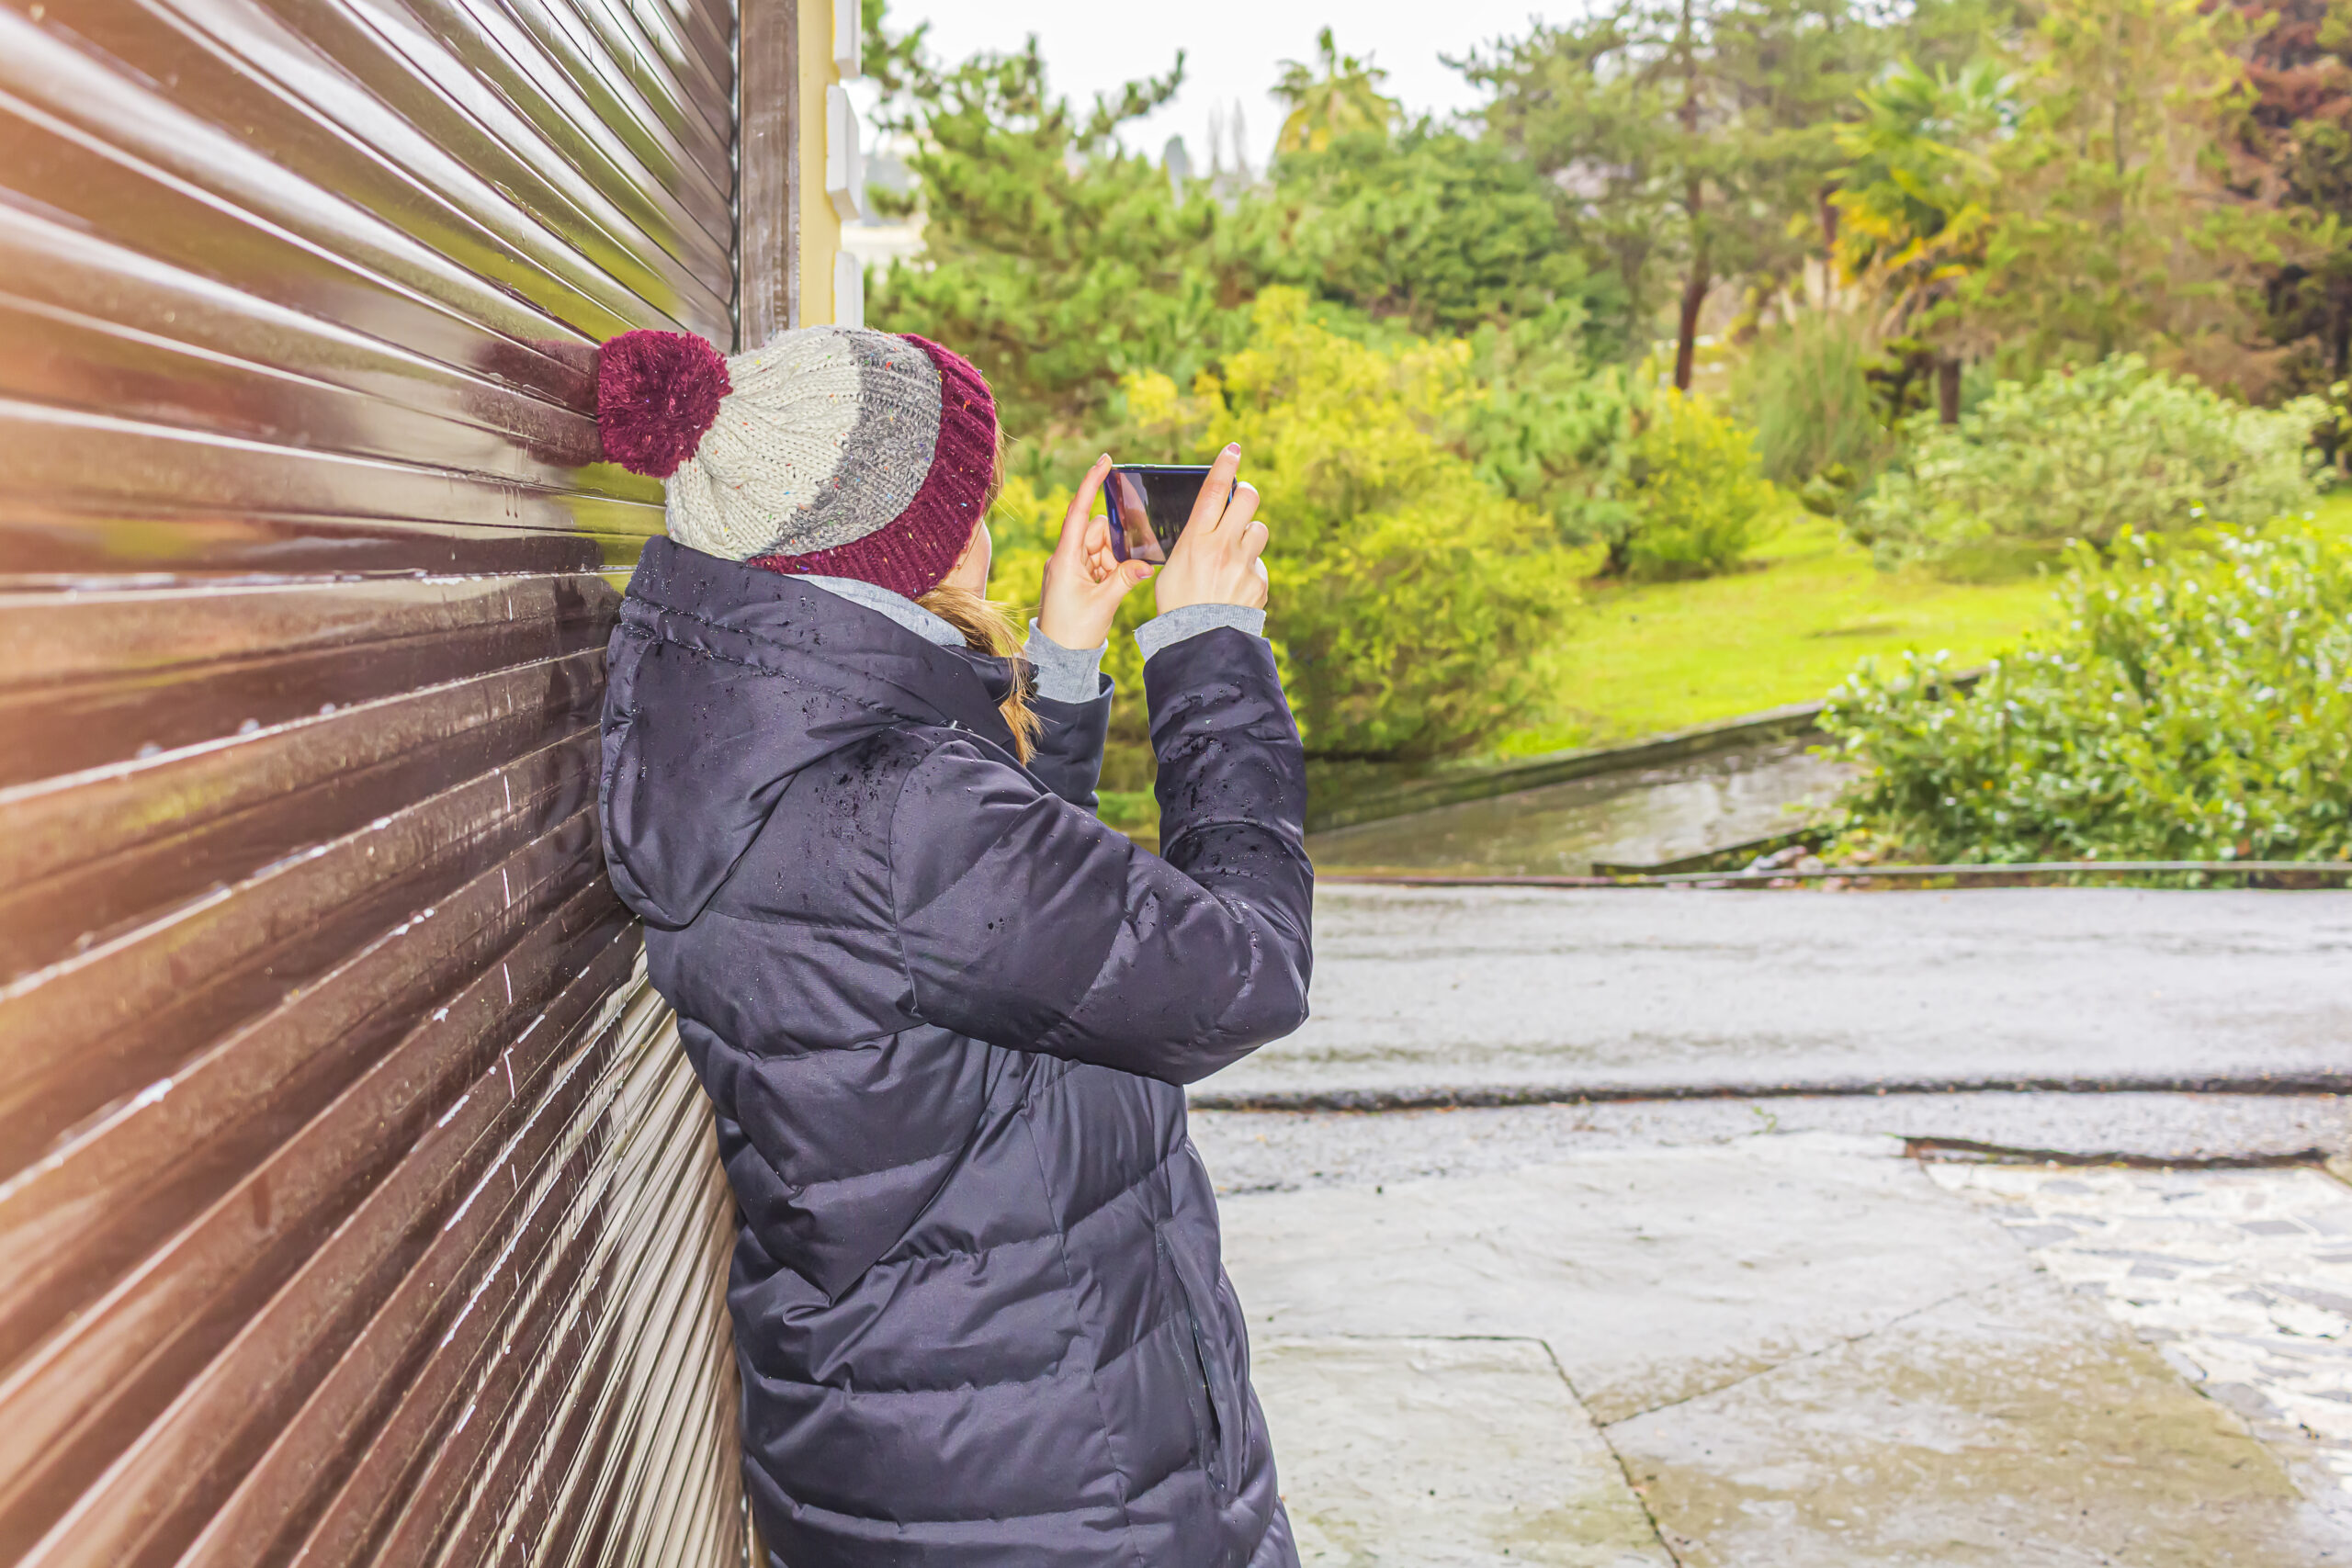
[0,0,774,1555]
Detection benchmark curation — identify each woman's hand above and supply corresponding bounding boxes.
[1036,453,1155,650]
[1154,444,1270,615]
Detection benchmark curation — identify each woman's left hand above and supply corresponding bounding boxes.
[1036,453,1154,651]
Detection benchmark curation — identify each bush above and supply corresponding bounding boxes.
[1600,389,1781,579]
[1852,355,2329,574]
[1460,338,1779,581]
[1820,524,2352,865]
[1734,310,1890,489]
[1118,288,1577,759]
[1455,305,1636,542]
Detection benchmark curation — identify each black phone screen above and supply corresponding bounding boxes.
[1105,465,1215,565]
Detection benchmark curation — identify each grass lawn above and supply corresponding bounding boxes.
[1493,491,2352,758]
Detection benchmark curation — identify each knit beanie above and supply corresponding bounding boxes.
[594,325,999,598]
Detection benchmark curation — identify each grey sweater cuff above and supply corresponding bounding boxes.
[1023,620,1108,705]
[1135,604,1268,663]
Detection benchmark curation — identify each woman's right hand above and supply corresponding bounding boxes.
[1153,443,1270,615]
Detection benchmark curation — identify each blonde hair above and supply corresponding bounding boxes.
[916,583,1041,763]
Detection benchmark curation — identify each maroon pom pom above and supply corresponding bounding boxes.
[595,329,732,478]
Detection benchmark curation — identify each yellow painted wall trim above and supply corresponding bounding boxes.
[797,0,843,325]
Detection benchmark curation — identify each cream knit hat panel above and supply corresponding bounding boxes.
[662,327,944,563]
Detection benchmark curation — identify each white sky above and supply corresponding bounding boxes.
[880,2,1566,169]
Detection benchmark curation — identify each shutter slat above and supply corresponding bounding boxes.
[0,0,753,1549]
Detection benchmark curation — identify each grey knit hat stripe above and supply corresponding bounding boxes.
[770,333,943,556]
[664,326,947,563]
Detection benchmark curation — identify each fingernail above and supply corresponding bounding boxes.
[1099,453,1112,464]
[1224,443,1240,456]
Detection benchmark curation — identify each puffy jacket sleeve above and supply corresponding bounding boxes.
[889,628,1312,1085]
[1023,672,1114,811]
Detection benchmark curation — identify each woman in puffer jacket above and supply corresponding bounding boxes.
[592,325,1313,1568]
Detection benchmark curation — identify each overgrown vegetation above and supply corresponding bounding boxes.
[1852,356,2329,573]
[1822,524,2352,865]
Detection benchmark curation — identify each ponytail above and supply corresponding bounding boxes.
[915,584,1041,764]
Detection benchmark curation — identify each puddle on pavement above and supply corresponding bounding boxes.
[1306,739,1859,876]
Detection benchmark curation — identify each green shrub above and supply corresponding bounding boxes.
[1853,355,2329,574]
[1820,524,2352,865]
[1734,310,1890,489]
[1119,288,1577,759]
[1600,389,1781,579]
[1453,304,1638,538]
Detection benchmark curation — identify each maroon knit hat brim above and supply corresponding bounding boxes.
[751,335,998,599]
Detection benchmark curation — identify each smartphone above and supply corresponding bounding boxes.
[1104,465,1216,565]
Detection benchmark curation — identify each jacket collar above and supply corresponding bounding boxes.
[622,536,1020,754]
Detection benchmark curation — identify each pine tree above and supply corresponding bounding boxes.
[1464,0,1884,388]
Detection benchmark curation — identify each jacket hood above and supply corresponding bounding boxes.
[599,535,1022,929]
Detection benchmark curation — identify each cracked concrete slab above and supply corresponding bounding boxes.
[1219,1132,2034,1428]
[1608,1278,2343,1565]
[1253,1337,1670,1566]
[1935,1163,2352,1531]
[1216,1129,2352,1560]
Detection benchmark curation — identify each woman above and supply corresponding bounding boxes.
[594,325,1313,1567]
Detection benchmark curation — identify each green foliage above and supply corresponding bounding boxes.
[1272,28,1399,152]
[1821,525,2352,864]
[1457,307,1641,539]
[865,32,1266,443]
[1830,55,2010,392]
[1465,0,1891,388]
[1604,389,1782,578]
[1272,128,1623,344]
[1455,326,1781,580]
[2241,0,2352,386]
[1854,355,2328,572]
[1967,0,2301,387]
[1121,289,1577,759]
[864,9,1619,453]
[1733,310,1891,487]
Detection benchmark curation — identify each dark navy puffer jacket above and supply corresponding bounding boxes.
[598,537,1314,1567]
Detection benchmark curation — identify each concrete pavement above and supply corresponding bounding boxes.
[1198,887,2352,1106]
[1189,886,2352,1559]
[1199,1113,2352,1563]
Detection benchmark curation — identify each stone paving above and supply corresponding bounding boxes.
[1936,1161,2352,1532]
[1203,1108,2352,1564]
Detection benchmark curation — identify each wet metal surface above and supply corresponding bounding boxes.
[0,0,749,1551]
[1305,739,1854,876]
[1202,886,2352,1104]
[1211,1123,2352,1562]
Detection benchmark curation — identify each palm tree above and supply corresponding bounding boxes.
[1833,58,2012,419]
[1272,28,1398,153]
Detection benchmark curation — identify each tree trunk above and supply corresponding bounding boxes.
[1675,251,1710,393]
[1672,0,1703,395]
[1936,356,1962,424]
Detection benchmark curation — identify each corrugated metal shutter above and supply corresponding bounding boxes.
[0,0,754,1556]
